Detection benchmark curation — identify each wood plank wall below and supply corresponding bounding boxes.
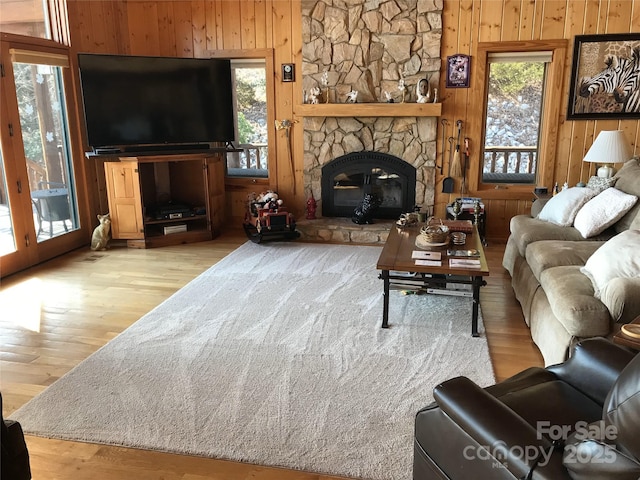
[439,0,639,240]
[66,0,301,223]
[66,0,638,240]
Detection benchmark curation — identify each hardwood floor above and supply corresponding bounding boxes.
[0,229,542,480]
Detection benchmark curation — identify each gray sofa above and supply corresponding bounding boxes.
[502,158,640,365]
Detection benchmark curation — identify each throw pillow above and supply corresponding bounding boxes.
[537,187,597,227]
[580,229,640,298]
[573,188,638,238]
[586,175,618,193]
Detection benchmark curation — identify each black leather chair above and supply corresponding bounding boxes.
[414,338,640,479]
[1,393,31,480]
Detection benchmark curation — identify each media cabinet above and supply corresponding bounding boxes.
[102,152,225,248]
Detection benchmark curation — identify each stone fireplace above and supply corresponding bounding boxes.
[301,0,443,224]
[302,0,442,223]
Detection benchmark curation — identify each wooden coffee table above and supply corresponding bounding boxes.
[376,225,489,336]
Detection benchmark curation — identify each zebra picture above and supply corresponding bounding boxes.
[568,34,640,120]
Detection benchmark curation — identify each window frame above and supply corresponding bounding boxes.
[206,48,275,188]
[467,40,567,199]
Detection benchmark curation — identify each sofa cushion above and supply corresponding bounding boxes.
[573,188,638,238]
[581,230,640,298]
[612,158,640,233]
[509,215,605,258]
[539,266,611,337]
[537,187,597,226]
[525,240,604,282]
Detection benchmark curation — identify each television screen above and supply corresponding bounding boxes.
[78,54,235,150]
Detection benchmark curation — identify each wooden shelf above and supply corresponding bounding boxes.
[293,102,442,118]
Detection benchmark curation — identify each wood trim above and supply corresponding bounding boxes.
[293,102,442,118]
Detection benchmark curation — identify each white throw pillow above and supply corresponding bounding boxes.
[581,229,640,298]
[537,187,597,227]
[574,188,638,238]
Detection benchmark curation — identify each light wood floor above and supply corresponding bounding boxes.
[0,229,543,480]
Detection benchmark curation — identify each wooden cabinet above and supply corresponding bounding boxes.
[104,152,225,248]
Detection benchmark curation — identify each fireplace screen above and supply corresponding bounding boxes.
[321,152,416,219]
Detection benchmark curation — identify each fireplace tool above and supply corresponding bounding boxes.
[443,135,455,193]
[450,120,464,177]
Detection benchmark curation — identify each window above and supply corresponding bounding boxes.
[226,59,269,178]
[469,40,567,197]
[482,53,550,185]
[0,0,69,44]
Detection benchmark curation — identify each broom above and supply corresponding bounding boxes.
[450,145,463,177]
[450,120,464,177]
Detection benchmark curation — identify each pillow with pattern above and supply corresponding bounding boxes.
[586,175,618,193]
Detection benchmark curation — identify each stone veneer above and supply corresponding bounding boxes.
[301,0,443,218]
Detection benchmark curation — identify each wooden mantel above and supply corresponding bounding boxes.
[293,102,442,117]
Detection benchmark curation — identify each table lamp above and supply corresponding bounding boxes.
[583,130,632,178]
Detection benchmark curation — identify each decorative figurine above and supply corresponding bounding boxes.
[352,193,381,225]
[416,77,431,103]
[345,89,358,103]
[306,193,317,220]
[308,86,321,104]
[398,78,407,103]
[384,91,394,103]
[321,70,329,103]
[432,87,439,103]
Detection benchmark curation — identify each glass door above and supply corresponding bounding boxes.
[0,35,89,277]
[0,148,17,256]
[12,54,79,241]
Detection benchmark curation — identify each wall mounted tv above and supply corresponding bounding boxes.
[78,53,235,153]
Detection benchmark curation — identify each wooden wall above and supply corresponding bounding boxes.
[439,0,640,240]
[66,0,302,223]
[66,0,639,240]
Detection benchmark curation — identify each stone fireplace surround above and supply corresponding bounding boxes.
[301,0,443,235]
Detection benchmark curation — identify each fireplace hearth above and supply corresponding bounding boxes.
[321,151,416,219]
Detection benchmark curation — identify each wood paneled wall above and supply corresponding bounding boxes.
[66,0,301,222]
[438,0,639,240]
[67,0,638,240]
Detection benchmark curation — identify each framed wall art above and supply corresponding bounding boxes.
[567,33,640,120]
[446,54,471,88]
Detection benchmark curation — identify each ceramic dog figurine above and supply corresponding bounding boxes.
[90,213,111,251]
[352,193,381,225]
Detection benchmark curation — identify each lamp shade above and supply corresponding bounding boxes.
[583,130,632,178]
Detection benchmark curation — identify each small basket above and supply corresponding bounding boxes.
[419,218,449,243]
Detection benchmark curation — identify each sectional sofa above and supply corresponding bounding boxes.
[502,158,640,365]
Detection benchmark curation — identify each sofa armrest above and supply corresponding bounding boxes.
[531,198,549,217]
[433,376,555,479]
[547,338,635,405]
[600,277,640,324]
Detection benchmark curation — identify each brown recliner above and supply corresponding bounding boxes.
[414,338,640,479]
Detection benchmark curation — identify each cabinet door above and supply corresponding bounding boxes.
[104,161,144,239]
[205,154,226,233]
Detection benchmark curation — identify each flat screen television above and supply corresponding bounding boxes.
[77,53,235,152]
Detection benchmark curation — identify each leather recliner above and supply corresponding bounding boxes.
[414,338,640,479]
[1,392,31,480]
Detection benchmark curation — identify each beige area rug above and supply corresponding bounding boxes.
[10,241,495,480]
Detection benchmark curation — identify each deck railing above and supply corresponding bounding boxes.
[482,146,537,174]
[226,143,268,171]
[481,146,538,184]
